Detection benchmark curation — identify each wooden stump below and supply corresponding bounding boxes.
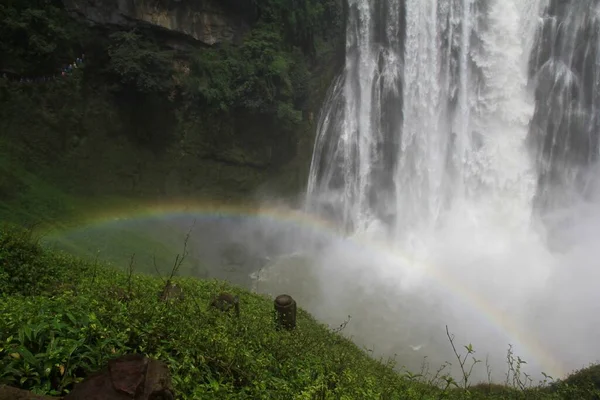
[274,294,296,330]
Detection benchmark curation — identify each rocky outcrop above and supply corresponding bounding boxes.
[63,0,251,46]
[529,0,600,210]
[0,355,173,400]
[64,354,173,399]
[2,0,345,204]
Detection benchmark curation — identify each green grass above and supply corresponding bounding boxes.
[0,144,192,273]
[44,222,197,275]
[0,141,75,226]
[0,225,599,399]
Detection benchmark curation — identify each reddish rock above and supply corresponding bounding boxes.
[0,385,59,400]
[64,354,173,400]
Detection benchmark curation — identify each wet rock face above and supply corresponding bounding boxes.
[529,0,600,208]
[62,0,252,46]
[64,354,174,400]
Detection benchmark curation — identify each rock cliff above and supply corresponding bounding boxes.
[63,0,252,46]
[0,0,344,219]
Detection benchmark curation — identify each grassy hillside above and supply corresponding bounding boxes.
[1,226,599,399]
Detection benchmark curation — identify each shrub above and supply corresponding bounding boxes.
[106,30,174,94]
[0,0,86,75]
[0,226,46,295]
[0,225,90,295]
[548,364,600,399]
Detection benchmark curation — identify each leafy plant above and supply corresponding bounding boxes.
[0,225,92,296]
[181,26,305,127]
[106,30,174,94]
[0,0,87,76]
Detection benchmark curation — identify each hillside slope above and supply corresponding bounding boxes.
[1,226,599,399]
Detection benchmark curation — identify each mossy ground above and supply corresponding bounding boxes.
[1,226,599,399]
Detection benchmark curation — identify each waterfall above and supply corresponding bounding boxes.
[306,0,562,241]
[287,0,600,379]
[529,0,600,211]
[307,0,404,233]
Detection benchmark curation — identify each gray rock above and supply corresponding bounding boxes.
[63,0,250,46]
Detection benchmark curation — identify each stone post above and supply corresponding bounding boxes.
[274,294,296,330]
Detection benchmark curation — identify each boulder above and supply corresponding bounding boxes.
[210,292,240,317]
[62,0,251,47]
[0,385,59,400]
[64,354,173,400]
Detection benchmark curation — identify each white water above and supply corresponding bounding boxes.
[259,0,600,384]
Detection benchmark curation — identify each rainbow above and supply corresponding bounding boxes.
[45,199,566,378]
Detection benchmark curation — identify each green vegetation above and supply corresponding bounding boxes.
[107,30,175,95]
[1,226,599,399]
[3,2,598,398]
[0,0,344,225]
[0,0,87,76]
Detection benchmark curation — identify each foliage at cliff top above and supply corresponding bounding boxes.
[0,0,86,76]
[0,0,343,136]
[1,225,599,399]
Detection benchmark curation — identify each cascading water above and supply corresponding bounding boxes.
[257,0,600,382]
[306,0,404,234]
[529,0,600,212]
[307,0,546,244]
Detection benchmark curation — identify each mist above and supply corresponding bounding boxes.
[243,0,600,385]
[46,167,600,384]
[247,168,600,384]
